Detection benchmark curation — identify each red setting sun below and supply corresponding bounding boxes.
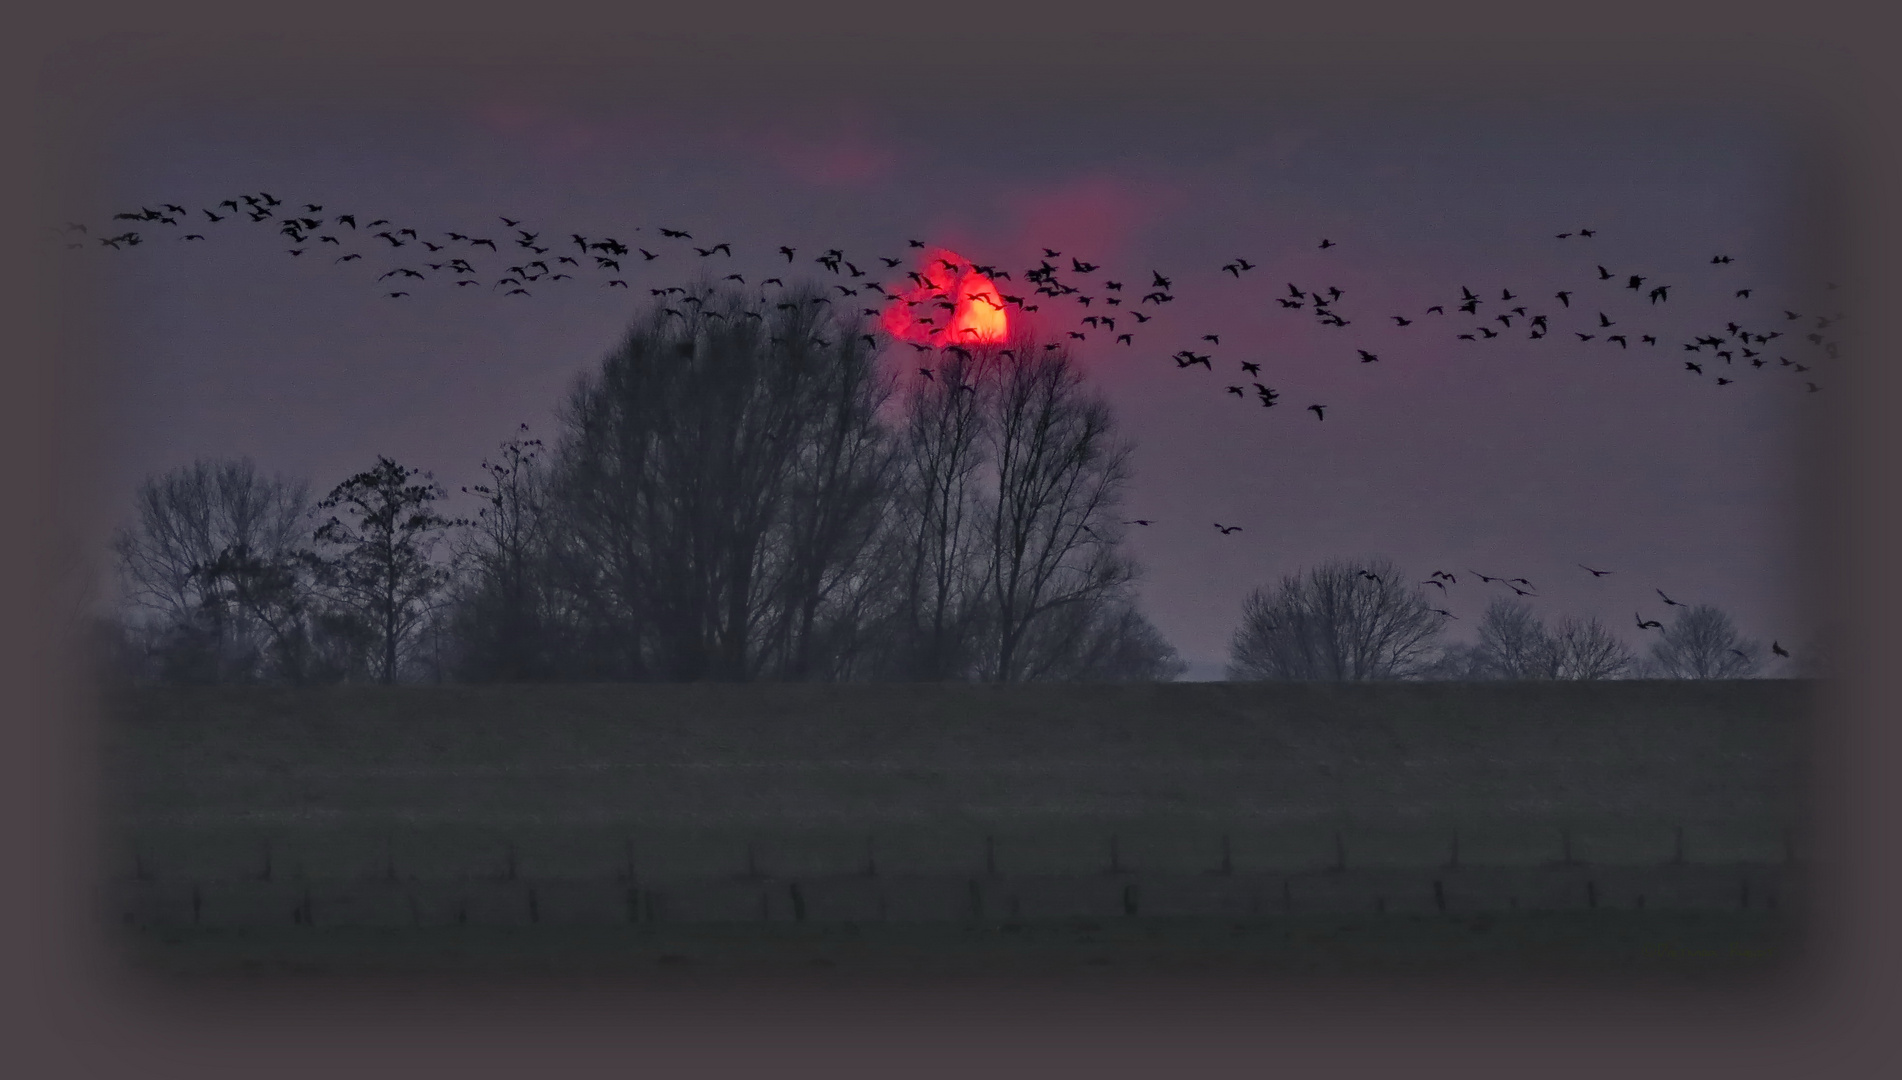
[879,247,1008,348]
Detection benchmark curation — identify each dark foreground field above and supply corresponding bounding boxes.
[103,680,1814,979]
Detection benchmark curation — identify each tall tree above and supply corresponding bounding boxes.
[1645,603,1763,678]
[978,342,1137,682]
[548,282,893,681]
[883,347,994,679]
[1226,557,1443,680]
[312,456,456,684]
[446,426,556,681]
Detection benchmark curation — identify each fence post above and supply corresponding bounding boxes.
[790,881,807,923]
[1122,882,1139,917]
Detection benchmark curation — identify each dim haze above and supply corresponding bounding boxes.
[55,76,1824,678]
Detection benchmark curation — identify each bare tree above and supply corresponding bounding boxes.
[547,282,894,681]
[976,341,1139,682]
[111,458,317,683]
[882,347,994,680]
[1547,613,1635,679]
[1226,557,1443,680]
[1473,598,1558,678]
[1645,603,1763,678]
[447,426,556,681]
[1016,590,1188,682]
[312,456,456,684]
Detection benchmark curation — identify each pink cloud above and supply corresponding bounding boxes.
[997,174,1185,267]
[758,129,898,187]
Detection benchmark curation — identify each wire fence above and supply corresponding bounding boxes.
[112,826,1803,929]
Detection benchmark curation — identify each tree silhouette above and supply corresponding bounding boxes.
[1226,557,1442,680]
[111,458,318,683]
[546,282,893,680]
[978,340,1138,682]
[1473,598,1556,678]
[1546,613,1635,679]
[1644,603,1763,678]
[445,427,556,681]
[312,456,456,684]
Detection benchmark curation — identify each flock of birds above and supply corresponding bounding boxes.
[49,187,1828,664]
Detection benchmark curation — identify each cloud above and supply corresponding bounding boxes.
[757,128,899,187]
[998,174,1185,265]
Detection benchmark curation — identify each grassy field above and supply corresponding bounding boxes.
[120,913,1800,982]
[100,680,1813,975]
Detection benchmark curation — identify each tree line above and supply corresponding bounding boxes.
[1224,556,1778,681]
[99,282,1789,686]
[102,283,1182,685]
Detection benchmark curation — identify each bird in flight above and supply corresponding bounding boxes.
[1579,564,1612,577]
[1124,519,1154,526]
[1656,589,1683,606]
[1555,291,1571,307]
[1772,641,1789,657]
[1307,404,1326,420]
[1214,523,1243,534]
[1636,614,1662,630]
[1358,349,1379,363]
[1318,238,1335,249]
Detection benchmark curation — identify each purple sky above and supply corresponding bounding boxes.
[53,74,1827,677]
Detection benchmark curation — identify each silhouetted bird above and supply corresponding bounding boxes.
[1636,614,1662,630]
[1318,238,1334,249]
[1307,404,1326,420]
[1657,589,1682,606]
[1358,349,1379,363]
[1214,523,1242,534]
[1579,565,1611,577]
[1555,291,1571,307]
[1772,641,1789,657]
